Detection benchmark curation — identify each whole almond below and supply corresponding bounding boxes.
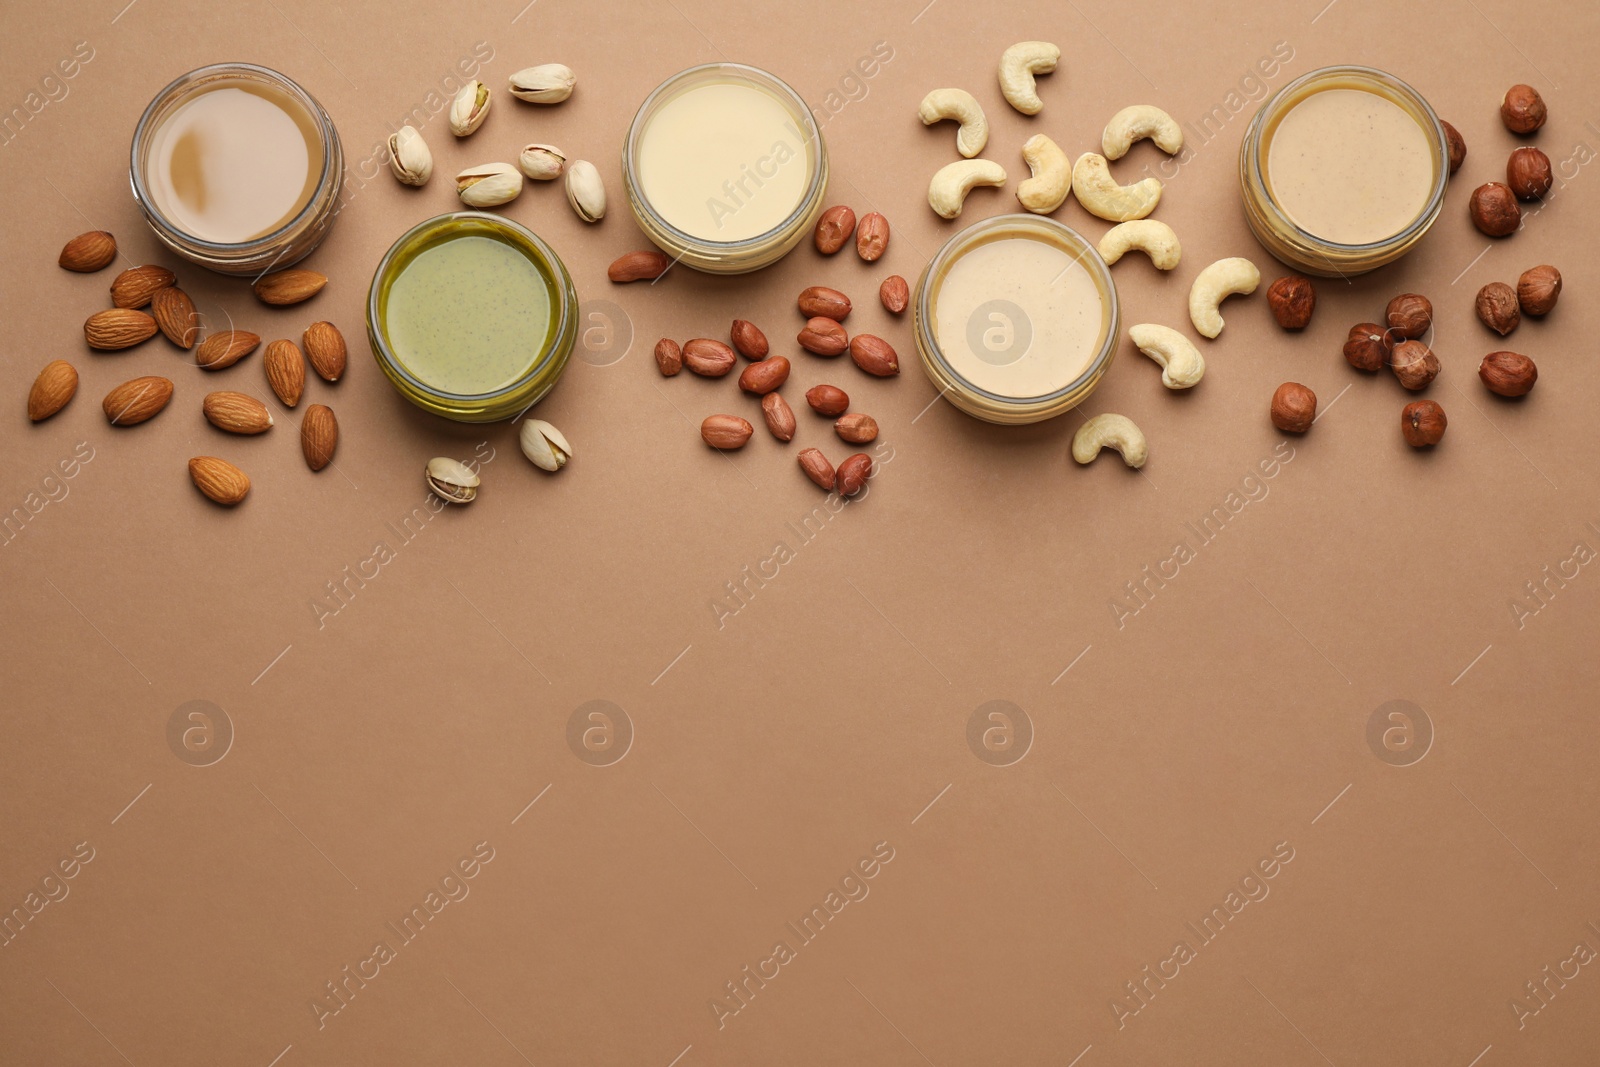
[835,413,879,443]
[264,339,306,407]
[856,212,890,261]
[798,317,848,356]
[701,414,753,449]
[102,375,174,426]
[654,337,683,377]
[84,308,158,350]
[196,329,261,370]
[151,286,200,349]
[798,448,835,490]
[806,384,849,416]
[59,231,117,272]
[849,334,900,377]
[254,269,327,306]
[880,275,910,314]
[607,250,671,282]
[28,360,78,421]
[730,319,770,360]
[738,355,790,395]
[303,321,347,382]
[761,392,796,441]
[835,453,873,496]
[1479,351,1537,397]
[203,391,274,434]
[683,338,737,377]
[110,264,176,308]
[798,286,851,321]
[301,404,338,470]
[188,456,250,506]
[814,205,856,254]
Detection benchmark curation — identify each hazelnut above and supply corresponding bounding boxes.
[1517,264,1562,316]
[1266,275,1316,330]
[1441,120,1467,175]
[1343,323,1389,372]
[1506,146,1554,200]
[1475,282,1521,336]
[1479,351,1537,396]
[1390,340,1440,391]
[1470,183,1521,236]
[1401,400,1448,448]
[1500,84,1547,135]
[1385,293,1433,339]
[1270,382,1317,433]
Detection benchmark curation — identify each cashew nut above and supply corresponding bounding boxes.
[919,88,989,158]
[998,41,1060,115]
[1188,257,1261,339]
[1072,154,1162,221]
[1072,414,1148,468]
[928,159,1007,220]
[1017,135,1070,214]
[1101,105,1184,159]
[1129,324,1205,390]
[1098,220,1181,270]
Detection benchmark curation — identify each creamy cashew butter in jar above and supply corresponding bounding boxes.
[914,215,1119,425]
[1240,65,1449,275]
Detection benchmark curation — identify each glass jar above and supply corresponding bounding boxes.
[1239,65,1449,277]
[129,63,343,277]
[623,63,828,274]
[913,214,1120,425]
[367,213,578,424]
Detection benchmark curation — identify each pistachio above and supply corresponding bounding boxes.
[518,143,566,181]
[508,64,576,104]
[449,80,491,137]
[456,162,523,208]
[519,419,572,472]
[565,160,606,222]
[387,125,433,186]
[426,457,480,505]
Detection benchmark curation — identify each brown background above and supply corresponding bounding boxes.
[2,0,1598,1063]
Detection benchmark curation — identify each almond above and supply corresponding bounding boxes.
[84,308,158,350]
[28,360,78,421]
[188,456,250,506]
[102,375,174,426]
[58,230,117,272]
[264,340,306,407]
[849,334,900,377]
[701,414,753,450]
[738,355,790,395]
[856,212,890,261]
[880,275,910,314]
[683,338,737,377]
[798,286,851,320]
[835,413,879,443]
[302,321,347,382]
[203,391,274,434]
[196,329,261,370]
[836,453,873,496]
[654,338,683,377]
[798,448,835,490]
[301,404,338,470]
[761,393,796,442]
[806,384,849,416]
[151,286,200,349]
[814,205,856,254]
[607,250,671,282]
[798,317,848,356]
[254,268,327,306]
[730,319,770,360]
[110,264,176,308]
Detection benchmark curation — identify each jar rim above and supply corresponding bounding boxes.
[366,212,576,409]
[129,62,338,260]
